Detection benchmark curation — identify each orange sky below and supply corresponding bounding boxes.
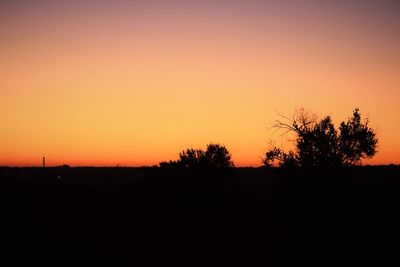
[1,0,399,167]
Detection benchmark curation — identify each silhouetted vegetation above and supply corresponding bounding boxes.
[263,108,378,167]
[0,109,395,263]
[160,143,234,169]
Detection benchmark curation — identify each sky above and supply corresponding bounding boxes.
[0,0,399,167]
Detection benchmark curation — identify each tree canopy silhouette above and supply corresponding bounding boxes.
[160,143,234,169]
[263,108,378,167]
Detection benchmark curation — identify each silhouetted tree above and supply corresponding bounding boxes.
[262,147,298,168]
[339,109,378,165]
[203,143,234,168]
[160,143,234,169]
[263,108,378,167]
[178,148,205,168]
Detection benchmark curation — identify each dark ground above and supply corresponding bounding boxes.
[1,166,399,264]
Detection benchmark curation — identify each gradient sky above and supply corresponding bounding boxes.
[1,0,399,166]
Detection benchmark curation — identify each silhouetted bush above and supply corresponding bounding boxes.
[263,108,378,167]
[160,143,234,170]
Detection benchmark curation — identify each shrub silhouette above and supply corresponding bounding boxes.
[263,108,378,167]
[160,143,234,169]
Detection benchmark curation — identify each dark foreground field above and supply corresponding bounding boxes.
[1,166,399,264]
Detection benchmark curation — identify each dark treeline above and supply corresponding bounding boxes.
[0,108,394,263]
[1,165,400,264]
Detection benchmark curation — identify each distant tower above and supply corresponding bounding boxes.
[43,157,45,168]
